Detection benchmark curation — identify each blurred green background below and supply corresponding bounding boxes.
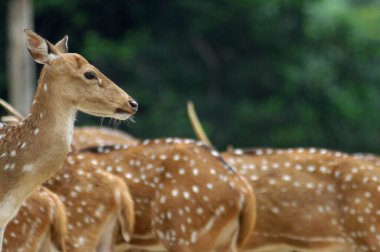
[0,0,379,153]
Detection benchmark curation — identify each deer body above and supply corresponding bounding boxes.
[74,138,256,252]
[44,154,135,252]
[3,186,67,252]
[0,30,137,250]
[222,148,380,252]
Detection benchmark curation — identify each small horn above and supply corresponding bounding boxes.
[0,99,25,121]
[187,101,213,147]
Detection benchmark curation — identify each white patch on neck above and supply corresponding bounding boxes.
[63,111,76,148]
[0,195,19,226]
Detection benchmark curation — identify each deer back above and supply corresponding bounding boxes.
[222,148,380,252]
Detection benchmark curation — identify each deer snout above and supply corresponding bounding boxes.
[129,99,138,113]
[116,98,138,115]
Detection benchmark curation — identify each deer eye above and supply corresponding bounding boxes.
[84,71,97,80]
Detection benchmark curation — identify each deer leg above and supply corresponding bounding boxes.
[96,215,117,252]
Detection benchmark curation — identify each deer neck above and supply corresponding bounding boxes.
[27,69,77,151]
[0,69,77,218]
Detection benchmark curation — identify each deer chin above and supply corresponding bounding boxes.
[112,112,132,120]
[79,108,131,120]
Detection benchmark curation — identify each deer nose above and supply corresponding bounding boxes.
[129,99,138,113]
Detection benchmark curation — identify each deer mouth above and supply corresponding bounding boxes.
[114,108,133,120]
[115,108,130,114]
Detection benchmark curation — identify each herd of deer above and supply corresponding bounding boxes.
[0,30,378,252]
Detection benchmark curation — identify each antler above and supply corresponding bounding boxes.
[0,98,25,120]
[187,101,213,147]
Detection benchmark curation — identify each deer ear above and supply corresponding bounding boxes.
[24,29,58,64]
[55,35,69,53]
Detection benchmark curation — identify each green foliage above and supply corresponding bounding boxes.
[0,0,379,153]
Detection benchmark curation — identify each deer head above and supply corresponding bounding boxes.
[24,29,138,120]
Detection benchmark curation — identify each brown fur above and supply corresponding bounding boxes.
[50,190,68,252]
[44,154,135,251]
[115,177,136,242]
[71,138,256,251]
[223,148,380,252]
[237,181,256,248]
[3,186,67,252]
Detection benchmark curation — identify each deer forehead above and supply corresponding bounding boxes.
[60,53,91,70]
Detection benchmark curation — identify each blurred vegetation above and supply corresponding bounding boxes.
[0,0,379,153]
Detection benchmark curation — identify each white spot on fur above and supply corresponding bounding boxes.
[191,231,198,243]
[282,175,291,181]
[192,185,199,193]
[193,168,199,176]
[172,189,178,197]
[183,191,190,199]
[22,164,34,173]
[4,163,10,171]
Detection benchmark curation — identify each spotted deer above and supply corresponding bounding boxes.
[44,154,135,252]
[72,126,139,150]
[222,148,380,252]
[187,101,380,252]
[69,139,256,252]
[0,30,137,249]
[3,186,67,252]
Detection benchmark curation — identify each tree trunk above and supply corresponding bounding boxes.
[6,0,35,115]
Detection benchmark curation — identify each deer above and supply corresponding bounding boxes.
[0,30,137,250]
[187,101,380,252]
[1,101,255,251]
[0,103,136,251]
[3,186,67,252]
[69,138,256,252]
[222,148,365,252]
[44,153,135,252]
